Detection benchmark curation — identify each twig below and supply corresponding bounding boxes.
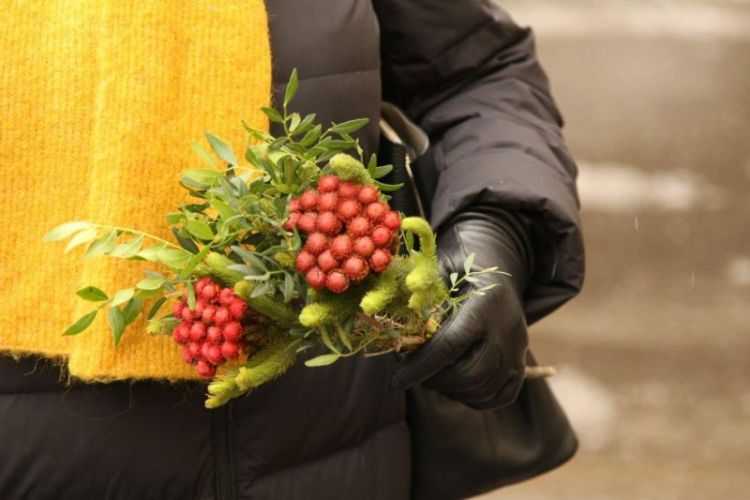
[525,366,556,379]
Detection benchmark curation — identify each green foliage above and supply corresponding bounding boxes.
[44,69,501,410]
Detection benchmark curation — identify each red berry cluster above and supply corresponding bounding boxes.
[172,277,251,378]
[285,175,402,293]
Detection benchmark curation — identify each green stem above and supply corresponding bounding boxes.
[95,224,185,252]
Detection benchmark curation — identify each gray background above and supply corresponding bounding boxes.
[480,1,750,498]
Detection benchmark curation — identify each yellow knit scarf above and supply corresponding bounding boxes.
[0,1,271,381]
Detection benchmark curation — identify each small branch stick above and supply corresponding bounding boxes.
[525,366,556,379]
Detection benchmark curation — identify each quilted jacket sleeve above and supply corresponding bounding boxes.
[374,0,585,323]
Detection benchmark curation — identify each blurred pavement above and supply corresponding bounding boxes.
[480,1,750,498]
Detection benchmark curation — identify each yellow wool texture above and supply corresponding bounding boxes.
[0,1,271,381]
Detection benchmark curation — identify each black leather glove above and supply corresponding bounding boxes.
[390,208,532,410]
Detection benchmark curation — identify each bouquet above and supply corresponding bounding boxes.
[45,71,505,408]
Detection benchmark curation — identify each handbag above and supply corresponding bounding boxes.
[379,103,578,500]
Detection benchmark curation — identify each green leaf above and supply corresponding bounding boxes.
[147,296,168,320]
[136,243,167,261]
[186,282,196,310]
[136,276,165,291]
[76,286,109,302]
[289,113,301,132]
[261,106,284,124]
[282,273,295,303]
[44,221,93,242]
[185,219,214,240]
[284,68,299,108]
[134,288,163,300]
[373,180,404,192]
[171,228,200,254]
[336,325,353,351]
[157,248,192,268]
[464,253,476,275]
[85,230,118,258]
[190,141,219,169]
[64,227,98,253]
[63,310,98,336]
[180,245,211,279]
[329,118,369,135]
[112,288,135,306]
[205,132,238,165]
[122,298,143,327]
[305,353,341,367]
[298,124,322,147]
[373,164,393,179]
[182,168,221,186]
[108,306,125,346]
[319,327,341,355]
[108,235,145,258]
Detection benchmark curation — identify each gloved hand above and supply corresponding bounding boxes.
[390,208,531,410]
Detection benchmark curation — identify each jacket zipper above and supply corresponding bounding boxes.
[212,403,235,500]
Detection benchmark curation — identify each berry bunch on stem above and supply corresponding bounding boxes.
[288,175,402,293]
[171,277,256,378]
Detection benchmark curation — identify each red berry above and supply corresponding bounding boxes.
[173,327,186,345]
[193,299,206,317]
[317,250,339,273]
[207,326,224,344]
[174,323,191,344]
[218,288,236,305]
[200,283,219,301]
[326,270,350,293]
[370,249,392,273]
[353,236,375,258]
[181,307,194,322]
[187,341,202,359]
[214,307,231,325]
[364,202,387,222]
[296,250,317,274]
[343,256,370,282]
[195,277,213,295]
[299,190,318,211]
[306,267,326,290]
[181,346,195,364]
[205,344,224,365]
[200,341,212,360]
[338,180,360,199]
[196,360,216,378]
[297,213,317,234]
[222,321,243,342]
[336,199,361,221]
[304,232,329,256]
[228,299,248,320]
[357,185,379,205]
[316,212,342,235]
[289,198,302,213]
[284,212,300,231]
[347,216,371,238]
[318,175,341,193]
[172,301,186,318]
[201,306,216,323]
[371,225,393,247]
[190,322,207,342]
[221,342,240,360]
[317,192,338,212]
[330,234,353,259]
[382,211,402,231]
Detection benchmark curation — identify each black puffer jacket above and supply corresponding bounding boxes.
[0,1,583,499]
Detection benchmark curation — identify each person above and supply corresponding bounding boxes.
[0,1,583,498]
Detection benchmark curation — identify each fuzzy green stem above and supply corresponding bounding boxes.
[329,154,374,185]
[234,281,300,329]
